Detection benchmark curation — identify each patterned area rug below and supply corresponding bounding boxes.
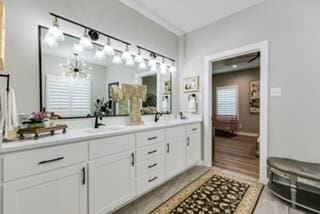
[151,169,263,214]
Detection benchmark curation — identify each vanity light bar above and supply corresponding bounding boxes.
[49,12,131,46]
[136,45,175,63]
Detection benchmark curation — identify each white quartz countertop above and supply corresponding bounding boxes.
[0,119,202,154]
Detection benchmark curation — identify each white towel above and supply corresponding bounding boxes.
[0,87,18,138]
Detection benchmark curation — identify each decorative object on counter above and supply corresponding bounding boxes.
[187,94,197,113]
[18,124,68,140]
[161,95,170,113]
[94,98,110,116]
[183,76,199,92]
[111,85,129,115]
[0,0,4,70]
[249,80,260,113]
[0,77,18,141]
[122,83,147,125]
[108,82,119,98]
[22,112,47,129]
[163,80,171,94]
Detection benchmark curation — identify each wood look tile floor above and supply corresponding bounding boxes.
[214,135,260,178]
[114,166,308,214]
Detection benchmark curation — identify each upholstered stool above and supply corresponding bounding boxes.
[267,157,320,213]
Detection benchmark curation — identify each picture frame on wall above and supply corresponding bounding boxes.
[183,76,199,93]
[163,80,171,94]
[249,80,260,113]
[108,82,119,99]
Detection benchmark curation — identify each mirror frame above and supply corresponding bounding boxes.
[38,25,172,119]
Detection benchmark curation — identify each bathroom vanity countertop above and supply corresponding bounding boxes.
[0,119,202,154]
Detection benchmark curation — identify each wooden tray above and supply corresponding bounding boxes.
[18,124,68,140]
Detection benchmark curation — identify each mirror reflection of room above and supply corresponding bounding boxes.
[40,27,172,118]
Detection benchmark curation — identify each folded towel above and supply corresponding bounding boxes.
[0,87,18,139]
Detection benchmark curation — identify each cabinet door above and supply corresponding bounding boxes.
[3,164,87,214]
[186,133,201,167]
[89,151,135,214]
[165,137,186,179]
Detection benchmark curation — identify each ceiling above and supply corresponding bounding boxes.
[213,52,260,74]
[120,0,264,35]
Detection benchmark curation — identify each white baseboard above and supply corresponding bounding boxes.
[237,131,259,137]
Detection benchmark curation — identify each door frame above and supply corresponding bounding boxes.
[203,41,269,184]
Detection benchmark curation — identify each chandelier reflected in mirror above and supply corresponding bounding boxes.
[60,53,92,79]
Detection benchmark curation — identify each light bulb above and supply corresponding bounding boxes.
[94,49,105,59]
[169,61,176,73]
[121,45,131,60]
[148,58,156,67]
[43,34,58,47]
[138,61,147,70]
[160,68,167,74]
[80,29,93,50]
[135,49,144,63]
[160,58,167,71]
[112,54,122,64]
[103,38,114,56]
[125,56,134,67]
[47,18,64,42]
[73,43,84,54]
[150,65,158,72]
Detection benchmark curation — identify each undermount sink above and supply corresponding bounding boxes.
[83,126,126,134]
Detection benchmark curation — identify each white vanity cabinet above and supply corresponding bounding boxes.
[165,126,187,179]
[88,135,136,214]
[186,123,202,168]
[3,163,87,214]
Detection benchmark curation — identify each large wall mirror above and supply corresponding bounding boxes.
[38,26,172,118]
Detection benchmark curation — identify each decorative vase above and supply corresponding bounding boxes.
[43,119,51,128]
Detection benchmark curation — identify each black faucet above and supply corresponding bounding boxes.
[94,115,105,129]
[154,111,163,122]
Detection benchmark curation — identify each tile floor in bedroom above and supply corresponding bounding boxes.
[114,166,308,214]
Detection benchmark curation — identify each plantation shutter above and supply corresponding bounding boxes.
[46,75,91,116]
[216,85,238,116]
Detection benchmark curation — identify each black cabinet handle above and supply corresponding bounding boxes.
[82,167,86,185]
[148,163,158,168]
[148,176,158,182]
[187,137,190,146]
[148,150,157,155]
[148,136,157,140]
[167,143,170,153]
[192,128,198,131]
[131,153,135,166]
[38,157,64,165]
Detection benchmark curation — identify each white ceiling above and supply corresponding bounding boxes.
[120,0,264,35]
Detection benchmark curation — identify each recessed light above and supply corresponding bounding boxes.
[232,64,237,68]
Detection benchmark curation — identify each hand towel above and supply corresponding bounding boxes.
[0,87,18,139]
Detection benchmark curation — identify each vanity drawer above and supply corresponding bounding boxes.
[136,167,165,195]
[136,142,164,162]
[89,134,135,160]
[136,129,165,147]
[136,156,165,177]
[3,143,87,182]
[186,123,201,134]
[166,125,186,140]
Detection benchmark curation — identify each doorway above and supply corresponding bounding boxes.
[212,52,260,178]
[203,41,269,183]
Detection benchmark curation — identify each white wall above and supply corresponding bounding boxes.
[180,0,320,162]
[4,0,179,113]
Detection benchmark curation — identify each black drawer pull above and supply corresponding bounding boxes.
[192,128,198,131]
[131,153,135,166]
[38,157,64,165]
[82,167,86,185]
[148,150,157,155]
[148,163,158,168]
[148,176,158,182]
[167,143,170,153]
[186,137,190,146]
[148,136,157,140]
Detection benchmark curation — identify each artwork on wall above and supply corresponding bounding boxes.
[108,82,119,98]
[163,80,171,94]
[249,80,260,113]
[183,76,199,92]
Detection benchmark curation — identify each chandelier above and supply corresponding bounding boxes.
[60,54,92,79]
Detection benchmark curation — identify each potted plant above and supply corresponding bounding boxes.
[22,112,47,129]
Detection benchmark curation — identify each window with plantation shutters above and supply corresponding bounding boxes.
[45,75,91,116]
[216,85,238,117]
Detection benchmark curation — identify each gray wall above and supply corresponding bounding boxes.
[180,0,320,162]
[213,68,260,133]
[4,0,179,113]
